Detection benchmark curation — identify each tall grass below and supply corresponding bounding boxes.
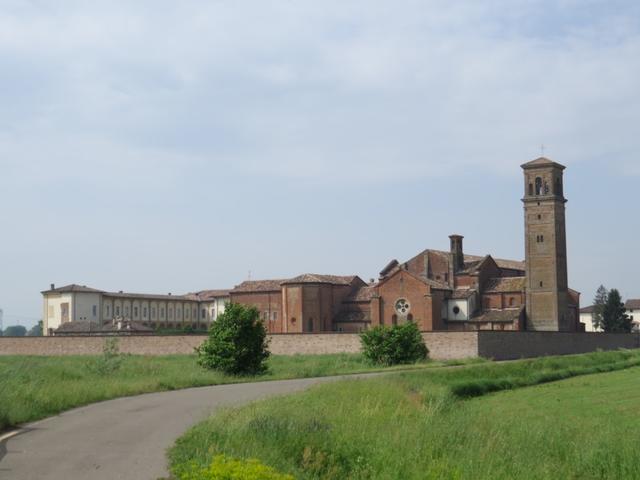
[0,351,451,432]
[169,349,640,479]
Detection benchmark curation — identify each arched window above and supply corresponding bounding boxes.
[535,177,543,195]
[509,297,515,307]
[407,314,414,322]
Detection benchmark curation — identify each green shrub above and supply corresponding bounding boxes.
[175,454,294,480]
[360,322,428,366]
[196,303,270,376]
[87,338,123,375]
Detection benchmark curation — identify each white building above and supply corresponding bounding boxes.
[579,299,639,332]
[42,284,229,335]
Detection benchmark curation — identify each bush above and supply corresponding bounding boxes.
[196,303,270,376]
[360,322,428,366]
[175,455,294,480]
[87,337,123,375]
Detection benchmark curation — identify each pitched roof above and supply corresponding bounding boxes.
[53,320,154,334]
[472,308,523,323]
[231,279,286,293]
[580,306,595,314]
[463,254,525,272]
[281,274,356,286]
[484,277,526,293]
[626,299,640,310]
[333,310,370,324]
[344,286,376,302]
[451,289,476,299]
[521,157,566,170]
[42,284,105,294]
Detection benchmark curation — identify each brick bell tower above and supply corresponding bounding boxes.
[522,157,571,331]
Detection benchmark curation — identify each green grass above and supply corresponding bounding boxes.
[169,349,640,480]
[0,351,473,432]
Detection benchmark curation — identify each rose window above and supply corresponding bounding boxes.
[395,299,411,316]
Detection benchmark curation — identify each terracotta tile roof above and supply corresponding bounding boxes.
[464,254,525,272]
[472,308,523,323]
[484,277,526,293]
[42,284,105,294]
[626,299,640,310]
[281,274,355,286]
[231,279,287,293]
[345,286,375,302]
[451,289,476,299]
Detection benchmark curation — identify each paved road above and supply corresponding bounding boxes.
[0,374,380,480]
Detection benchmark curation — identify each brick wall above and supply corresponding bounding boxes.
[0,332,638,361]
[477,331,640,360]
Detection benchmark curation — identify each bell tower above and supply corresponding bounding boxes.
[522,157,571,331]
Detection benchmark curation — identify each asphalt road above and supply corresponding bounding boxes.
[0,373,379,480]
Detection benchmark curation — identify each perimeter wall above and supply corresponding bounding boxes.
[0,332,638,360]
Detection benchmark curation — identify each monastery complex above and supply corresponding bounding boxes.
[42,158,583,335]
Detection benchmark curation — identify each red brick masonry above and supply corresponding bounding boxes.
[0,332,638,361]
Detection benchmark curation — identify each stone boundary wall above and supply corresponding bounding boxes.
[477,331,640,360]
[0,333,478,360]
[0,332,637,361]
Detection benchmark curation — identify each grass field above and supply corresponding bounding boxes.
[169,349,640,479]
[0,351,467,432]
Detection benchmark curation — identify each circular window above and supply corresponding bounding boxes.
[453,306,461,315]
[395,299,411,316]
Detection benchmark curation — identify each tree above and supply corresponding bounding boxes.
[592,285,608,331]
[196,303,270,375]
[27,321,43,337]
[602,289,632,333]
[360,322,429,366]
[3,325,27,337]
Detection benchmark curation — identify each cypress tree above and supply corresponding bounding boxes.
[602,289,632,333]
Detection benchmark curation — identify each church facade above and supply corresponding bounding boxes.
[230,158,581,333]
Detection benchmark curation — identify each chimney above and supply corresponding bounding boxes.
[449,235,465,273]
[50,283,55,291]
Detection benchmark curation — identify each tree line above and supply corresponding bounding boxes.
[591,286,634,333]
[0,321,42,337]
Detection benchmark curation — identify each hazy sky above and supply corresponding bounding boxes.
[1,1,639,328]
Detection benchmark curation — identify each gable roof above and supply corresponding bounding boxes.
[188,290,231,301]
[484,277,526,293]
[377,265,451,291]
[626,299,640,310]
[231,279,286,293]
[344,286,376,302]
[281,274,356,286]
[42,284,105,294]
[472,308,523,323]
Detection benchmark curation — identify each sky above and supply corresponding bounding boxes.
[1,0,639,329]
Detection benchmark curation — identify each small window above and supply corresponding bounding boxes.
[201,309,206,319]
[143,308,148,318]
[169,309,173,319]
[116,306,121,316]
[509,298,515,307]
[106,305,110,317]
[540,281,544,287]
[453,306,461,315]
[407,314,414,322]
[125,307,129,316]
[538,214,542,220]
[273,311,278,321]
[92,305,97,317]
[134,307,138,317]
[161,308,165,318]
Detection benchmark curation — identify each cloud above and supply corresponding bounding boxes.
[0,0,639,184]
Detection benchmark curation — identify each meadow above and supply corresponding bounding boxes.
[0,351,463,431]
[169,349,640,480]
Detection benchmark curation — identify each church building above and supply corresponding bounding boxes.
[230,158,581,333]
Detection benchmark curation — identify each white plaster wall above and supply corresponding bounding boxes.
[43,293,73,334]
[444,299,470,321]
[72,293,102,322]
